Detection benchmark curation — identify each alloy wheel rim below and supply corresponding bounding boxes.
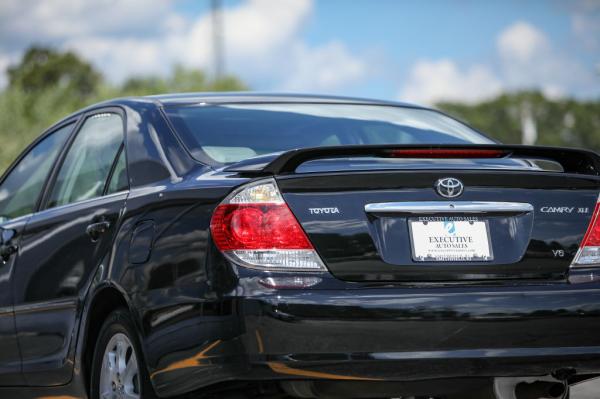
[99,332,140,399]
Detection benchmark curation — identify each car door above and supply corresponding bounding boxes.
[13,110,129,386]
[0,121,74,386]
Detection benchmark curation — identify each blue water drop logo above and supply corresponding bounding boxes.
[444,221,456,235]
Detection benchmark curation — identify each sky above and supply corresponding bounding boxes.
[0,0,599,105]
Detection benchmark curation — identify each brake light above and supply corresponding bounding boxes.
[572,196,600,267]
[210,179,326,271]
[387,149,506,158]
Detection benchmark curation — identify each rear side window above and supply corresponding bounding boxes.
[165,103,493,164]
[106,146,128,194]
[48,113,124,208]
[0,124,72,222]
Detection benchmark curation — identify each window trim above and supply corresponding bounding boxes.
[39,106,128,212]
[33,190,129,216]
[103,143,129,196]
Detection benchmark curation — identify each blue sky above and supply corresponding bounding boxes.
[0,0,598,104]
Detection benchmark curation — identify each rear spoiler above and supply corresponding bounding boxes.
[224,144,600,176]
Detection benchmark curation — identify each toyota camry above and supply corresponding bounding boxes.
[0,93,599,399]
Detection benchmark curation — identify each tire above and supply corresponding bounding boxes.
[90,309,157,399]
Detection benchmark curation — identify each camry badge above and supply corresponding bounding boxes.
[435,177,464,199]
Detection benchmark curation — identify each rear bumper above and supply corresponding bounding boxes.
[245,282,600,375]
[150,280,600,396]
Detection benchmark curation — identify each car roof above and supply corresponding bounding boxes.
[140,92,422,108]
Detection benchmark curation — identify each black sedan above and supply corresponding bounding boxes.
[0,93,599,399]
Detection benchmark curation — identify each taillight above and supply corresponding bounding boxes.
[210,179,326,271]
[387,148,506,158]
[572,196,600,267]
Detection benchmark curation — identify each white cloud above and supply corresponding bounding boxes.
[399,21,599,105]
[0,54,10,90]
[65,37,172,83]
[497,21,550,63]
[572,14,600,52]
[220,0,312,58]
[399,60,502,105]
[0,0,186,85]
[280,41,367,92]
[179,0,367,92]
[0,0,367,93]
[0,0,176,48]
[571,0,600,52]
[497,21,597,97]
[0,53,17,89]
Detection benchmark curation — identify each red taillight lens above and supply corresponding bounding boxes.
[387,149,506,158]
[211,203,312,251]
[572,198,600,267]
[210,179,326,271]
[581,203,600,247]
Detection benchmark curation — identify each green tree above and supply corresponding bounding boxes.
[438,91,600,152]
[119,65,246,96]
[7,46,101,99]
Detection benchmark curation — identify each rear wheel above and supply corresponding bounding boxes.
[90,309,156,399]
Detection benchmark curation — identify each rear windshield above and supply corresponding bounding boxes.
[164,103,494,164]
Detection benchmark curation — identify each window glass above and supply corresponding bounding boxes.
[164,104,494,164]
[0,124,72,222]
[48,113,123,208]
[106,147,128,194]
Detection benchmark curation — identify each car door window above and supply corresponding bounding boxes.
[48,113,123,208]
[0,124,73,222]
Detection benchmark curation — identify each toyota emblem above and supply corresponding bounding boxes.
[435,177,464,199]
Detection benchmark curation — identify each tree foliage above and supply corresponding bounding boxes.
[119,66,245,96]
[437,92,600,150]
[0,46,247,172]
[8,46,101,99]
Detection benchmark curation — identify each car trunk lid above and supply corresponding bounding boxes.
[227,145,600,282]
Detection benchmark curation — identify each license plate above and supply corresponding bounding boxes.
[409,219,493,262]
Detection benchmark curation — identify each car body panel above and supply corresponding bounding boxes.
[0,215,28,386]
[14,192,128,385]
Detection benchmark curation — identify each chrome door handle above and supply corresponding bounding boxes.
[364,201,534,215]
[86,221,111,241]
